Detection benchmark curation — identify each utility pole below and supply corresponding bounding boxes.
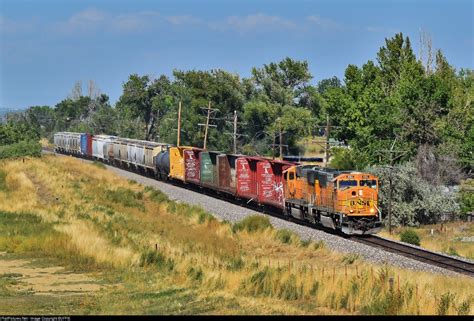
[266,118,287,160]
[377,138,409,234]
[198,101,218,150]
[225,110,248,154]
[177,100,182,147]
[325,115,330,167]
[312,116,346,168]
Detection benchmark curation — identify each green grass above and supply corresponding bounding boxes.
[232,215,273,233]
[0,170,7,192]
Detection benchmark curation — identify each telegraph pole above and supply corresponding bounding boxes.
[177,100,182,147]
[312,116,346,168]
[198,101,218,150]
[267,118,287,160]
[377,138,409,234]
[224,110,247,154]
[325,115,330,167]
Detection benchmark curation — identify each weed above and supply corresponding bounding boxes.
[446,246,459,256]
[309,281,319,296]
[299,239,311,247]
[437,292,455,315]
[313,240,325,250]
[198,211,215,224]
[187,266,204,282]
[92,161,106,169]
[0,169,7,192]
[275,229,295,244]
[232,215,272,233]
[277,274,300,300]
[400,229,421,246]
[342,253,360,265]
[105,187,144,209]
[147,188,169,203]
[139,250,174,272]
[339,293,349,309]
[226,257,245,271]
[456,298,471,315]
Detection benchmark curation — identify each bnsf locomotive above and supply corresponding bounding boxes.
[53,132,382,235]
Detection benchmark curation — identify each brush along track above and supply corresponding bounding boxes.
[351,235,474,277]
[42,149,474,277]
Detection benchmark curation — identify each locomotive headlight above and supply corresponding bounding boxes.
[359,190,363,196]
[349,210,354,213]
[370,208,374,213]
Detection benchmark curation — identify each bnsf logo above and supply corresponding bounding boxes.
[348,199,371,207]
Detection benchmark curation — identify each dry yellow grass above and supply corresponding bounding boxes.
[0,155,472,315]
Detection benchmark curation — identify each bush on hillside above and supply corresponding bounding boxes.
[400,229,421,246]
[0,140,42,159]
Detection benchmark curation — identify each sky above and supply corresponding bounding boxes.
[0,0,473,109]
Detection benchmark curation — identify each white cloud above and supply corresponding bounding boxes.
[306,15,342,30]
[166,15,202,26]
[210,13,297,33]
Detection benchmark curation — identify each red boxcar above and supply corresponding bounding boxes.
[184,149,201,184]
[217,154,238,195]
[256,159,293,209]
[236,156,261,202]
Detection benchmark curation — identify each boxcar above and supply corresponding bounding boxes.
[112,137,169,171]
[92,135,116,161]
[235,156,261,202]
[217,154,238,195]
[169,146,194,182]
[184,148,202,184]
[256,159,293,209]
[199,151,220,189]
[80,133,92,157]
[54,132,82,155]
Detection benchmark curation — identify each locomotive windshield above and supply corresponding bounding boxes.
[360,179,377,189]
[338,180,357,190]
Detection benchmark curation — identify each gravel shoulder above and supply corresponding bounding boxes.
[51,153,463,277]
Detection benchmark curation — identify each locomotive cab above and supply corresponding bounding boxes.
[334,173,382,235]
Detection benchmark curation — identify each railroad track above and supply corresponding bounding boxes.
[351,235,474,277]
[43,149,474,277]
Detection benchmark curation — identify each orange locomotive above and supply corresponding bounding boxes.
[284,165,382,235]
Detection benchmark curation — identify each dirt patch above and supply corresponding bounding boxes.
[0,253,105,296]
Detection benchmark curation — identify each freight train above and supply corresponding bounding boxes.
[53,131,382,235]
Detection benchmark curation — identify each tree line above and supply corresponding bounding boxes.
[1,32,472,226]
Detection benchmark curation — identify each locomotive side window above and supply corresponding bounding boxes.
[360,179,377,189]
[338,180,357,190]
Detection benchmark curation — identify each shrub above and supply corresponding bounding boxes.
[0,140,41,159]
[139,249,174,272]
[232,215,272,233]
[437,292,455,315]
[342,253,360,265]
[105,187,144,209]
[400,229,421,246]
[0,170,7,192]
[313,240,325,250]
[91,161,106,169]
[186,266,203,282]
[275,229,295,244]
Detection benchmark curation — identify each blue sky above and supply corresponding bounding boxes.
[1,0,473,109]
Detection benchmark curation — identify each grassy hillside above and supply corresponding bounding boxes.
[0,155,472,315]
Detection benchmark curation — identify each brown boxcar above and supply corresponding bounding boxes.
[217,154,238,195]
[184,148,202,184]
[256,159,293,209]
[235,156,261,202]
